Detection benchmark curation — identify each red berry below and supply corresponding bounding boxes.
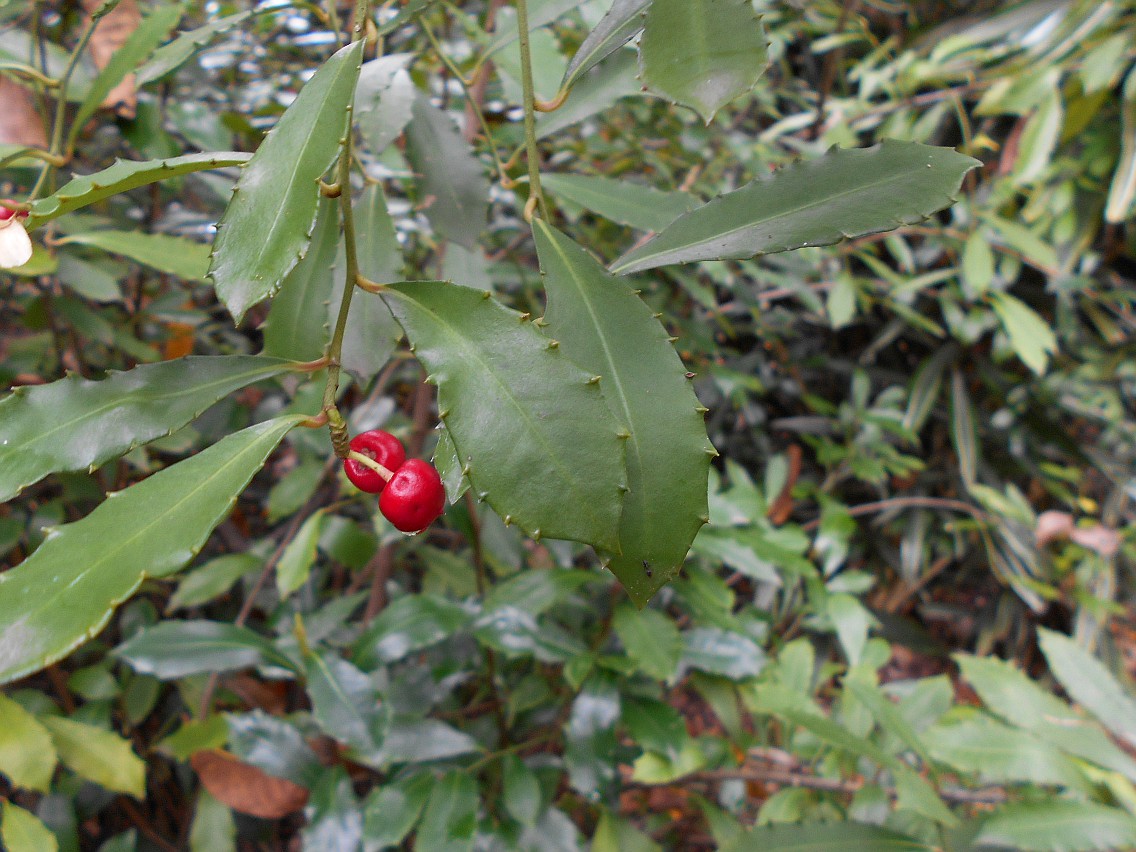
[343,430,406,493]
[379,459,446,533]
[0,205,16,221]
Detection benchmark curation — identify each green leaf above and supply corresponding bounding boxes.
[1,801,58,852]
[538,48,642,140]
[611,141,981,274]
[639,0,768,123]
[1038,627,1136,749]
[41,716,146,797]
[622,696,689,759]
[56,230,210,279]
[0,355,293,502]
[136,11,253,85]
[534,222,711,601]
[355,54,415,156]
[1105,68,1136,222]
[275,511,326,597]
[157,715,229,761]
[70,3,183,137]
[722,822,934,851]
[25,153,251,230]
[353,594,471,667]
[373,718,480,766]
[565,676,621,797]
[562,0,649,89]
[404,93,489,250]
[0,415,302,684]
[114,620,295,679]
[975,801,1136,852]
[502,755,542,827]
[433,426,470,503]
[226,711,322,787]
[541,173,699,233]
[825,592,878,667]
[630,738,706,784]
[0,692,57,792]
[955,653,1136,780]
[301,767,362,852]
[305,651,380,755]
[263,195,337,361]
[1012,87,1062,185]
[168,553,261,612]
[613,603,682,681]
[380,280,626,552]
[921,716,1086,787]
[333,183,402,382]
[989,291,1057,375]
[949,368,978,488]
[482,0,579,58]
[681,627,766,681]
[362,773,434,851]
[416,771,478,852]
[209,40,364,322]
[189,788,236,852]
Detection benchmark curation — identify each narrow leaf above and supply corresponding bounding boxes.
[136,11,253,85]
[417,771,478,852]
[1039,627,1136,749]
[0,416,303,684]
[976,801,1136,852]
[949,368,978,488]
[613,603,682,681]
[0,355,294,502]
[1,801,58,852]
[209,40,364,322]
[1105,68,1136,222]
[41,716,146,797]
[275,511,326,597]
[114,620,295,679]
[990,291,1057,375]
[541,173,699,232]
[639,0,768,123]
[921,716,1085,787]
[362,774,434,850]
[305,651,381,755]
[562,0,649,89]
[538,48,642,140]
[25,152,251,229]
[380,280,626,552]
[355,54,415,156]
[71,3,183,135]
[0,693,57,792]
[722,822,933,851]
[263,196,338,361]
[57,230,210,279]
[611,141,981,274]
[404,93,489,249]
[535,222,711,602]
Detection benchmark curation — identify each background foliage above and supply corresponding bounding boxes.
[1,0,1136,850]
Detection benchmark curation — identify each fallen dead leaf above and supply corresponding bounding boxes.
[190,749,309,819]
[81,0,142,118]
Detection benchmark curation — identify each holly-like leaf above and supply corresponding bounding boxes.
[263,196,338,362]
[404,93,489,250]
[562,0,649,90]
[0,416,303,684]
[24,152,251,229]
[0,355,294,502]
[639,0,768,123]
[534,222,711,603]
[135,10,253,85]
[209,40,364,322]
[56,230,211,279]
[380,281,626,552]
[611,141,982,275]
[115,620,296,679]
[0,693,57,792]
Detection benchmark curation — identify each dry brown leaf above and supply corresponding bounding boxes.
[190,749,309,819]
[0,79,48,147]
[81,0,142,118]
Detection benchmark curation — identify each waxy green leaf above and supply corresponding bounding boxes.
[115,620,296,679]
[1,801,58,852]
[562,0,649,90]
[263,196,338,362]
[381,281,626,552]
[722,822,933,851]
[0,355,294,502]
[0,693,57,792]
[975,801,1136,852]
[0,416,303,684]
[136,11,253,85]
[639,0,768,123]
[541,173,699,233]
[25,152,251,230]
[611,141,982,274]
[209,40,364,322]
[404,93,489,250]
[57,230,211,280]
[41,716,146,797]
[534,222,711,603]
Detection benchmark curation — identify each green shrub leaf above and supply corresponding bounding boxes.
[611,141,981,274]
[0,416,303,684]
[0,356,294,502]
[41,716,146,797]
[115,620,296,679]
[381,280,626,552]
[209,40,363,322]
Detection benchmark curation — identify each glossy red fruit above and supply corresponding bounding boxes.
[0,206,14,221]
[343,430,406,493]
[379,459,446,533]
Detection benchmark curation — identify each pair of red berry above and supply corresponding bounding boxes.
[343,429,445,533]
